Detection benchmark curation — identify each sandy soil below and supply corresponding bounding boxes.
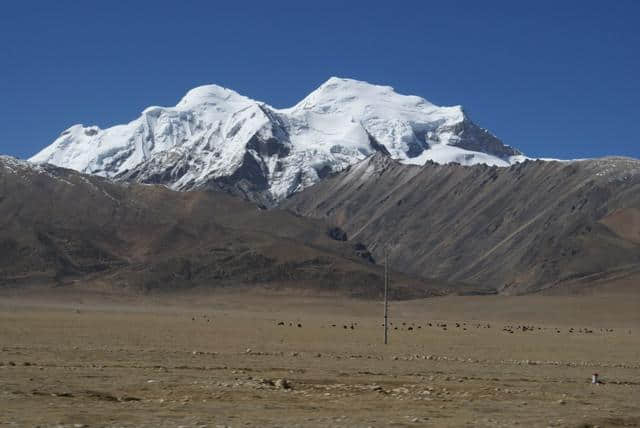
[1,289,639,427]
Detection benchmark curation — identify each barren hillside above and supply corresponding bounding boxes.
[284,154,640,294]
[0,157,448,298]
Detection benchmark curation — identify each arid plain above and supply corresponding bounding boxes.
[1,287,639,427]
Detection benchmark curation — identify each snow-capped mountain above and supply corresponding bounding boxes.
[30,77,523,206]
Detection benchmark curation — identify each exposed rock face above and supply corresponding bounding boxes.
[445,117,521,159]
[283,154,640,294]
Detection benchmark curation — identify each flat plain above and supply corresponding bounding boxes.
[1,288,639,427]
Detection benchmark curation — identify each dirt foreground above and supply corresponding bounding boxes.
[1,289,639,427]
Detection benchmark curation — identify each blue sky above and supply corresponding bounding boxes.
[1,0,638,160]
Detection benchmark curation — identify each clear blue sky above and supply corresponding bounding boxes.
[1,0,638,160]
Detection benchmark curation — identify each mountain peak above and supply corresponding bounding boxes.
[176,84,252,109]
[318,76,392,91]
[30,78,523,205]
[292,77,439,116]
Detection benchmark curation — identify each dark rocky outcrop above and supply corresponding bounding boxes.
[327,227,348,241]
[444,117,521,159]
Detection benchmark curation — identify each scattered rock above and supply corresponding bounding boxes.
[275,378,291,389]
[120,396,142,402]
[327,227,347,241]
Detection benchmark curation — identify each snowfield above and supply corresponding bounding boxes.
[31,77,525,204]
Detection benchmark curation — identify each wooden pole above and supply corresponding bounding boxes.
[384,246,389,345]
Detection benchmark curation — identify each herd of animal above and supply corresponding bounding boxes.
[187,314,627,336]
[268,320,624,335]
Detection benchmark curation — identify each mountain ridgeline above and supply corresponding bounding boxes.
[9,77,640,296]
[0,156,448,298]
[284,154,640,294]
[30,77,522,208]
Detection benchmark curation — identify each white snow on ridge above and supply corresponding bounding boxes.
[403,144,510,167]
[30,77,524,202]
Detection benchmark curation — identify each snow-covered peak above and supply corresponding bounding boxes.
[175,84,254,110]
[289,77,450,118]
[30,77,523,206]
[282,77,471,163]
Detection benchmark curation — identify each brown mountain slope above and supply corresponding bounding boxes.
[283,154,640,294]
[0,157,450,299]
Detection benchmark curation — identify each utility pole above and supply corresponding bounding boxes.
[384,246,389,345]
